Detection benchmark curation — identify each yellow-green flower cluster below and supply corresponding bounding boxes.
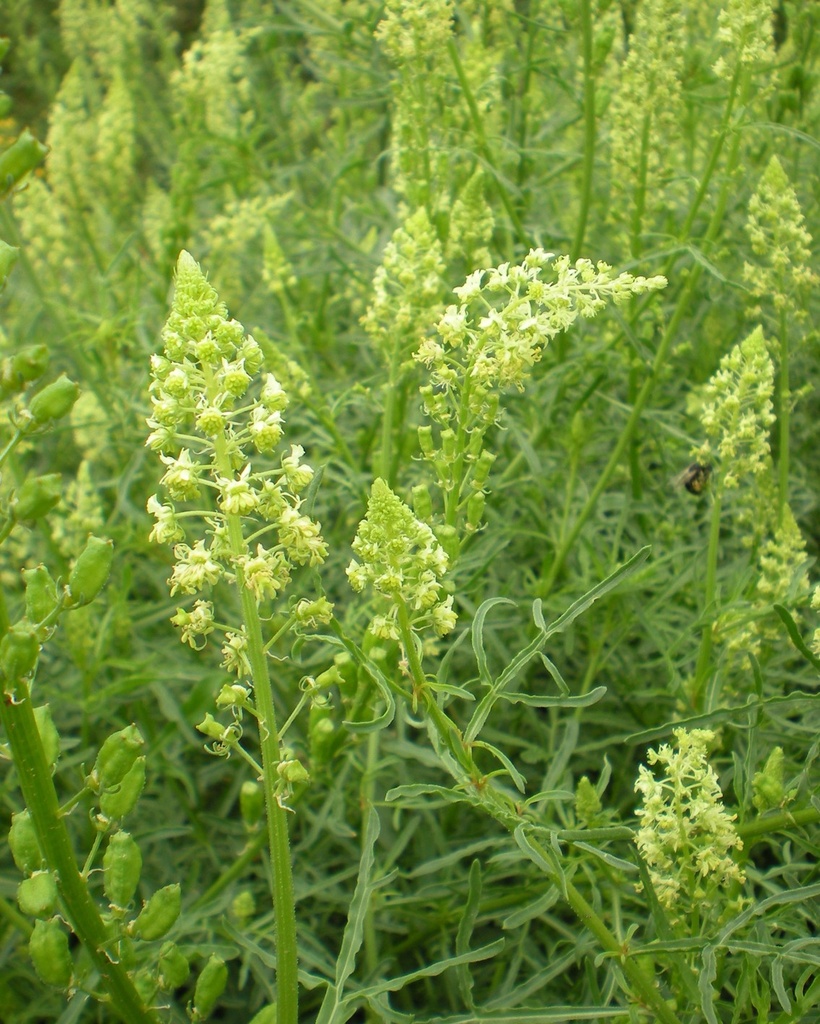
[694,326,775,488]
[713,0,775,81]
[361,207,446,355]
[417,249,666,416]
[146,251,328,648]
[744,156,818,322]
[634,729,745,911]
[608,0,685,229]
[375,0,454,211]
[445,168,494,270]
[347,479,456,639]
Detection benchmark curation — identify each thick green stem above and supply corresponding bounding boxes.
[571,0,596,264]
[737,805,820,843]
[211,432,299,1024]
[692,489,722,711]
[0,682,157,1024]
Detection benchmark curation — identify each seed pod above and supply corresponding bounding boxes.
[9,810,42,874]
[434,524,460,563]
[10,344,49,386]
[103,832,142,908]
[249,1005,277,1024]
[0,624,39,684]
[11,474,62,522]
[157,941,190,990]
[17,870,58,918]
[440,428,457,460]
[66,536,113,608]
[100,755,146,820]
[412,484,433,522]
[33,705,60,770]
[131,883,181,941]
[192,955,228,1020]
[89,724,144,792]
[239,781,264,830]
[29,918,72,988]
[418,426,436,458]
[27,374,80,425]
[0,129,48,199]
[23,564,59,625]
[465,491,485,532]
[471,449,496,488]
[309,703,337,767]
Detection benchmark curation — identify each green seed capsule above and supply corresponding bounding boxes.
[10,344,49,385]
[66,535,113,608]
[27,374,80,425]
[29,918,72,988]
[465,491,485,532]
[33,705,61,770]
[9,810,42,874]
[11,474,62,522]
[239,781,264,830]
[249,1005,277,1024]
[192,955,228,1020]
[23,564,59,625]
[412,484,433,522]
[103,832,142,908]
[100,756,146,820]
[0,624,39,685]
[90,724,144,792]
[0,130,48,198]
[157,941,190,990]
[17,871,58,918]
[132,883,181,941]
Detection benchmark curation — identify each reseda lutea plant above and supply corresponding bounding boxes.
[146,250,331,1024]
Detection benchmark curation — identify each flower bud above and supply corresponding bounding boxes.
[239,781,264,830]
[99,756,146,820]
[9,810,42,874]
[23,564,59,625]
[131,883,181,940]
[575,776,602,823]
[103,831,143,908]
[277,758,310,785]
[33,705,60,770]
[17,870,58,918]
[27,375,80,426]
[192,955,228,1020]
[11,474,62,522]
[89,724,145,792]
[229,890,255,925]
[66,535,113,607]
[0,624,39,684]
[752,747,786,812]
[157,941,190,990]
[29,918,73,988]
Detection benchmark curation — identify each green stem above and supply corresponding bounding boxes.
[692,489,722,711]
[571,0,596,264]
[211,434,299,1024]
[629,113,652,260]
[0,681,157,1024]
[737,805,820,843]
[378,343,402,486]
[191,828,268,910]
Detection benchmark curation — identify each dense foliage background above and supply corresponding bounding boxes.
[0,1,817,1022]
